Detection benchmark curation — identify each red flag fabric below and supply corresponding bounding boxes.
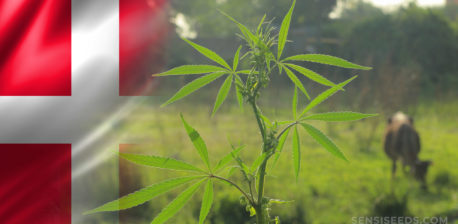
[0,0,71,96]
[0,144,71,224]
[0,0,169,222]
[120,0,169,95]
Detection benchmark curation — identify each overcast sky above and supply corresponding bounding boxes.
[370,0,445,8]
[330,0,446,18]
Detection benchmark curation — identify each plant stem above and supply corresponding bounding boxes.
[248,54,282,224]
[250,100,266,140]
[256,160,268,204]
[249,97,270,224]
[255,201,269,224]
[248,180,255,204]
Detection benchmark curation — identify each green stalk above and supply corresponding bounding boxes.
[256,159,269,224]
[251,100,266,140]
[255,206,269,224]
[249,97,270,224]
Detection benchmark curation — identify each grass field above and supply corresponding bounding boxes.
[103,92,457,224]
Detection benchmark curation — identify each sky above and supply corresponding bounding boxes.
[329,0,446,18]
[369,0,445,8]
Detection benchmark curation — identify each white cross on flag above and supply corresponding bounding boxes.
[0,0,169,223]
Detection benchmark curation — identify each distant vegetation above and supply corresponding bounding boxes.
[339,3,458,104]
[166,1,458,109]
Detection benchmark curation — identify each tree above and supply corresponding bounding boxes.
[341,3,458,96]
[170,0,338,37]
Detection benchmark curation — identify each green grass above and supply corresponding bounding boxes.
[107,97,457,224]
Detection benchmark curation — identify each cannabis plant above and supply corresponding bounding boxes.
[86,1,376,223]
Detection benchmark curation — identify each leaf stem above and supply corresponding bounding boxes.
[210,175,255,206]
[277,121,298,140]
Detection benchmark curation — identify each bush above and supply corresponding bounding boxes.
[372,193,410,217]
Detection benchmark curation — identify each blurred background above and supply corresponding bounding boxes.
[90,0,457,223]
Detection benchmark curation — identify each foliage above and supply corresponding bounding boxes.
[86,1,375,223]
[325,0,384,38]
[341,3,458,92]
[170,0,337,37]
[339,0,384,22]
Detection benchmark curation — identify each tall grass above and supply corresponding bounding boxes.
[106,98,457,223]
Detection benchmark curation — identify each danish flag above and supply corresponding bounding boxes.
[0,0,169,223]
